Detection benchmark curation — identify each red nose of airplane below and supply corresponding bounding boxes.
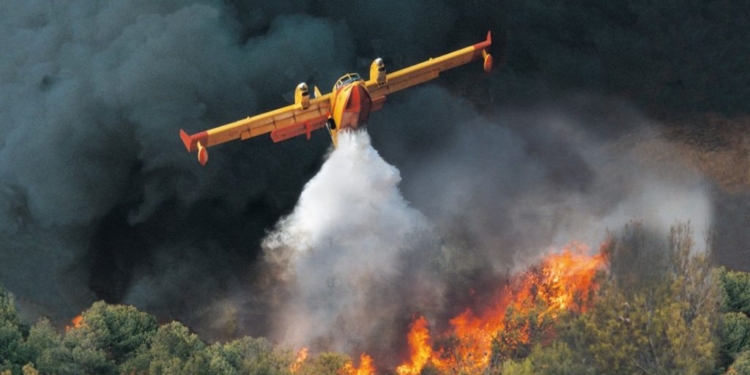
[346,83,372,128]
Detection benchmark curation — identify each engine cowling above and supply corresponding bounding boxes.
[295,82,310,109]
[370,58,386,85]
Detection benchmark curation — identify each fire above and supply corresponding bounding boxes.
[54,242,604,375]
[396,316,432,375]
[341,353,376,375]
[535,244,606,312]
[253,243,602,374]
[291,347,308,373]
[395,244,605,374]
[65,315,83,332]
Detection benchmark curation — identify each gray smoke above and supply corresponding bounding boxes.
[259,90,713,362]
[0,1,355,322]
[373,89,714,268]
[0,0,745,347]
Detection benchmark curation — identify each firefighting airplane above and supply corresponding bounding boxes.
[180,32,494,165]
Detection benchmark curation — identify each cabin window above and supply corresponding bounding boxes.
[335,73,363,89]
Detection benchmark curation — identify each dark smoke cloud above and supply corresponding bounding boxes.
[0,1,353,322]
[494,1,750,114]
[0,0,746,349]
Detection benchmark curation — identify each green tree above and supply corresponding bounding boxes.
[298,352,348,375]
[56,301,158,375]
[209,336,294,375]
[204,343,239,375]
[566,223,719,375]
[727,351,750,375]
[34,302,157,375]
[22,319,62,374]
[0,287,19,328]
[501,342,595,375]
[65,342,114,375]
[23,319,60,359]
[719,268,750,315]
[500,356,533,375]
[123,321,209,375]
[0,286,23,373]
[66,301,157,364]
[722,312,750,369]
[575,273,716,374]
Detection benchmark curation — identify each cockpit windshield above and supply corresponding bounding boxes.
[334,73,362,89]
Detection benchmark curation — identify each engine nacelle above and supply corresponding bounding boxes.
[295,82,310,109]
[370,58,386,86]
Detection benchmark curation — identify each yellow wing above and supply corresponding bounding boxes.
[180,85,331,165]
[365,31,493,107]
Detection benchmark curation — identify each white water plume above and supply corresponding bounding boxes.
[263,130,435,352]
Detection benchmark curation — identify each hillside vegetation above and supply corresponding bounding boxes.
[1,222,749,374]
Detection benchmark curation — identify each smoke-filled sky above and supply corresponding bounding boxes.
[0,0,748,349]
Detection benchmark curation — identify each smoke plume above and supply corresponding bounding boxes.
[258,101,713,362]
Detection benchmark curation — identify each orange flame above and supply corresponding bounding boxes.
[341,353,376,375]
[395,244,606,374]
[396,315,432,375]
[65,315,83,332]
[291,347,308,373]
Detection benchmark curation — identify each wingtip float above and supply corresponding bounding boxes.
[180,31,495,166]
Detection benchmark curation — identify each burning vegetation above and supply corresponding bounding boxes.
[393,245,606,375]
[64,314,83,332]
[0,223,748,375]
